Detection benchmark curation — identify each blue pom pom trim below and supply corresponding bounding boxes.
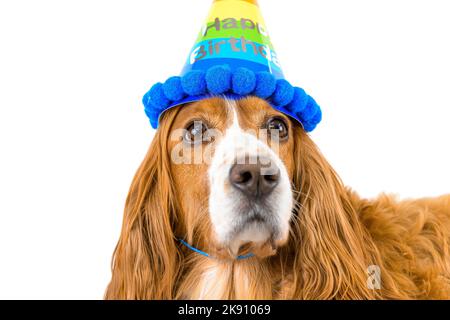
[142,65,322,132]
[232,67,256,95]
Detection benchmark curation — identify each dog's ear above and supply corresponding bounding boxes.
[105,111,182,299]
[288,126,383,299]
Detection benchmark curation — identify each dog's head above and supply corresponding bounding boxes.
[168,97,295,259]
[106,96,381,299]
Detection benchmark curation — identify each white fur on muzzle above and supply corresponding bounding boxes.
[208,100,293,256]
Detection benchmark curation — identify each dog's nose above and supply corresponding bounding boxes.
[229,162,280,198]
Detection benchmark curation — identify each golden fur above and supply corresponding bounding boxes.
[105,97,450,299]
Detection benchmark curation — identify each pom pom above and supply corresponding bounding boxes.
[302,107,322,132]
[142,90,152,109]
[181,70,207,96]
[231,68,256,95]
[163,76,185,101]
[286,87,308,114]
[144,83,170,111]
[254,72,276,99]
[311,106,322,124]
[205,65,232,94]
[271,79,294,107]
[300,96,320,122]
[144,107,160,129]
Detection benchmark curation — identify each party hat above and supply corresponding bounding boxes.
[143,0,322,132]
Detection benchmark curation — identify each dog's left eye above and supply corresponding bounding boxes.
[184,121,209,144]
[266,117,289,140]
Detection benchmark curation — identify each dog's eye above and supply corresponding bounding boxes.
[184,121,209,144]
[266,117,288,140]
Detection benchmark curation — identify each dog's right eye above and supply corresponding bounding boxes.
[184,121,209,144]
[266,117,289,140]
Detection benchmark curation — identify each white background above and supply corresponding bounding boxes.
[0,0,449,299]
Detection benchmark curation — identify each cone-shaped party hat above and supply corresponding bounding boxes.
[181,0,284,80]
[143,0,322,132]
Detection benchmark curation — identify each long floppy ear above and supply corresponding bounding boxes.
[288,126,385,299]
[105,110,182,299]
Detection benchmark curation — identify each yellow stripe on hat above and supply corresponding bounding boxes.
[214,0,258,4]
[206,0,266,27]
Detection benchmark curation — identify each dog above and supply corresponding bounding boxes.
[105,96,450,299]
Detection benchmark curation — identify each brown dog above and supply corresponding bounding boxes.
[105,96,450,299]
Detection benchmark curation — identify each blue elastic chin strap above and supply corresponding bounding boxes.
[179,239,255,260]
